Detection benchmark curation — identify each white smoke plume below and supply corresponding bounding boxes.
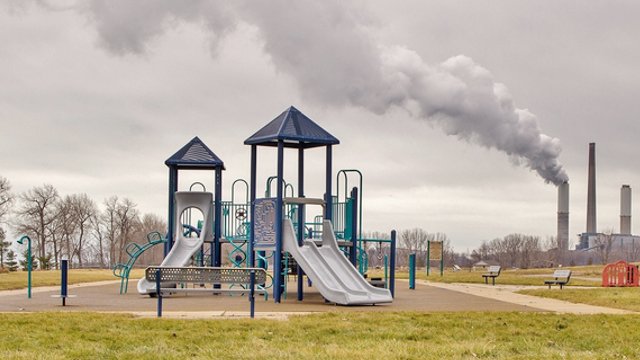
[41,0,570,184]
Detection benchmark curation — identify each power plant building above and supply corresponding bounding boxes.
[576,143,640,253]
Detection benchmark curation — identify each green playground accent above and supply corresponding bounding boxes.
[113,231,167,294]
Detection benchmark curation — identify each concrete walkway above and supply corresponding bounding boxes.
[421,280,635,314]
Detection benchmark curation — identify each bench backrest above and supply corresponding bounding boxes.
[487,266,501,275]
[552,269,571,279]
[146,266,267,284]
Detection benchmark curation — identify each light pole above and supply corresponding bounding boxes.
[17,235,32,299]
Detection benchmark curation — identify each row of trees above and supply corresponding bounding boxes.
[0,176,165,270]
[470,234,547,269]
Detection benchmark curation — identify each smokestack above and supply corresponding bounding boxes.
[621,185,632,234]
[557,181,569,250]
[586,143,597,233]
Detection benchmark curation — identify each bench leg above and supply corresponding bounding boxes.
[492,277,496,286]
[484,277,488,285]
[560,284,563,290]
[250,270,256,319]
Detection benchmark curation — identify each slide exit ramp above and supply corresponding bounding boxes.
[283,219,392,305]
[137,191,213,294]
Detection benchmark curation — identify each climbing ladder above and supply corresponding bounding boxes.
[113,231,167,294]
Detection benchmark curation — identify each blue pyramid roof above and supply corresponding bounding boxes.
[165,136,225,170]
[244,106,339,148]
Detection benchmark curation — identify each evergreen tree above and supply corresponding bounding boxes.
[37,253,53,270]
[19,249,37,271]
[5,250,18,271]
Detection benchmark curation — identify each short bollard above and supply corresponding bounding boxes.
[409,253,416,290]
[156,268,162,318]
[61,258,68,306]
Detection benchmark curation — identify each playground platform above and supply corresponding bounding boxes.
[1,279,632,318]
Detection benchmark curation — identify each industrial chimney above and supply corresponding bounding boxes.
[586,143,597,233]
[557,181,569,251]
[621,185,632,235]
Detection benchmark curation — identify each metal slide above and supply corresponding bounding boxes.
[137,191,213,294]
[282,219,393,305]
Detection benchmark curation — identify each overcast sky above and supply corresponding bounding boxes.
[1,1,639,252]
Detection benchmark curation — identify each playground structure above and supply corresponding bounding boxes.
[130,106,395,305]
[602,260,639,287]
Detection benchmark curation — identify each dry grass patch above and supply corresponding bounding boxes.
[0,269,145,291]
[1,312,639,359]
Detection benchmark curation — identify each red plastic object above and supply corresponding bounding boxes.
[602,260,639,287]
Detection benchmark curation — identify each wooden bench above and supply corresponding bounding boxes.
[482,266,501,285]
[146,266,268,318]
[544,269,572,289]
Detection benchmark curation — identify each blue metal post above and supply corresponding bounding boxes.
[156,268,162,318]
[325,145,333,221]
[214,167,222,267]
[250,269,256,318]
[427,240,431,276]
[61,258,68,306]
[249,145,257,268]
[409,253,416,290]
[297,146,305,301]
[274,140,284,303]
[349,187,358,266]
[390,230,396,298]
[165,166,178,256]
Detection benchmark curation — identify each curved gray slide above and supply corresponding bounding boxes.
[282,219,392,305]
[137,191,213,294]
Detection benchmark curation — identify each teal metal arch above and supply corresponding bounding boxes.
[113,231,167,294]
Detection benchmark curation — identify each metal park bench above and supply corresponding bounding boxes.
[482,266,501,285]
[544,269,572,289]
[146,266,268,318]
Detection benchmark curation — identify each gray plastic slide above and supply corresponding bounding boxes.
[137,191,213,294]
[282,218,393,305]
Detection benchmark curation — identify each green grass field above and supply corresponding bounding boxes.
[0,269,145,291]
[1,312,638,359]
[518,287,640,312]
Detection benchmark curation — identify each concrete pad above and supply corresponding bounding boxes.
[0,278,539,315]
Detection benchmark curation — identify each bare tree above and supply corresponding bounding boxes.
[103,196,119,267]
[101,196,140,267]
[0,176,14,224]
[400,228,428,254]
[90,211,107,267]
[593,231,614,265]
[115,198,140,264]
[134,213,167,266]
[14,184,59,260]
[51,197,74,265]
[68,194,96,267]
[519,235,541,269]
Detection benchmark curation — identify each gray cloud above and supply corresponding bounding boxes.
[66,0,568,185]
